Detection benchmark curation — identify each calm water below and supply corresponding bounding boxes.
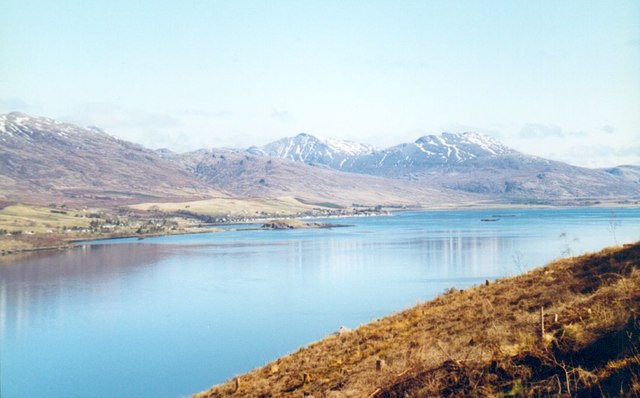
[1,208,639,397]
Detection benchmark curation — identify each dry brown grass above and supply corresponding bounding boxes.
[0,203,214,255]
[0,203,91,233]
[129,197,319,218]
[195,242,640,398]
[0,233,70,253]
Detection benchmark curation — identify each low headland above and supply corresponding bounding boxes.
[0,201,371,257]
[261,219,350,230]
[195,242,640,397]
[3,198,635,258]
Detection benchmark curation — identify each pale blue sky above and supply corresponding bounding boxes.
[1,0,639,167]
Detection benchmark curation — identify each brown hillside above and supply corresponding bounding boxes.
[171,149,482,208]
[0,112,218,204]
[196,242,640,397]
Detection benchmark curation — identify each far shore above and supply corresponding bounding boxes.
[0,218,353,259]
[1,202,638,260]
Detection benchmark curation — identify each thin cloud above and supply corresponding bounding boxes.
[0,97,37,113]
[537,142,640,168]
[518,123,564,138]
[444,123,504,139]
[601,125,616,134]
[61,103,188,149]
[65,103,181,132]
[271,109,294,123]
[565,145,640,166]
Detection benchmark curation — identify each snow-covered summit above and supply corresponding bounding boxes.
[254,131,520,174]
[256,133,376,169]
[0,112,109,143]
[413,132,514,162]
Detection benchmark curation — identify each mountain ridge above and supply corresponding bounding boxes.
[1,112,638,206]
[0,112,218,204]
[250,132,377,171]
[252,131,639,200]
[171,148,477,207]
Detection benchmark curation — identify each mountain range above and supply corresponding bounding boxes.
[249,132,639,200]
[1,112,638,207]
[164,148,472,207]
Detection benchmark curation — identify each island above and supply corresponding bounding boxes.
[261,219,351,230]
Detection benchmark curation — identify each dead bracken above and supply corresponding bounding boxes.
[195,242,640,397]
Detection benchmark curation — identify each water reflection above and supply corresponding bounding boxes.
[1,208,639,398]
[0,244,168,340]
[0,224,517,352]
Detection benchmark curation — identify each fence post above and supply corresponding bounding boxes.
[540,306,545,339]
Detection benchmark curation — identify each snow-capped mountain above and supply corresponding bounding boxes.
[0,112,210,203]
[173,148,467,206]
[254,131,516,175]
[0,112,108,144]
[250,133,376,170]
[347,132,517,176]
[413,132,514,161]
[254,131,640,199]
[1,112,638,205]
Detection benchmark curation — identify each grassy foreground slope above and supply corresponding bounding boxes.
[196,242,640,397]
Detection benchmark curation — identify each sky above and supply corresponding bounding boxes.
[1,0,639,167]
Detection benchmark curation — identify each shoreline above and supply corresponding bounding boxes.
[0,218,354,259]
[0,227,222,258]
[2,204,638,260]
[195,242,640,397]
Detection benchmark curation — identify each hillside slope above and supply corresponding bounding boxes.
[3,112,637,207]
[605,165,640,185]
[0,112,216,204]
[196,242,640,397]
[257,132,640,201]
[170,149,482,207]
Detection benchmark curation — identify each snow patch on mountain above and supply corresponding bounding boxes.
[256,133,377,169]
[321,136,376,156]
[412,132,514,163]
[0,114,9,139]
[0,112,118,142]
[2,112,638,202]
[254,131,522,176]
